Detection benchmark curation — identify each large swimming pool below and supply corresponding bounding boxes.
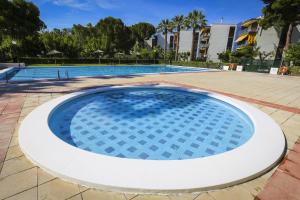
[7,65,208,81]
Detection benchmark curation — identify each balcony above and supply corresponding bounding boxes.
[199,44,209,49]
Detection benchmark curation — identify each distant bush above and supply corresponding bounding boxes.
[289,66,300,76]
[19,57,166,65]
[172,61,221,69]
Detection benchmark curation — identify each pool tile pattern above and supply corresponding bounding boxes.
[49,88,253,160]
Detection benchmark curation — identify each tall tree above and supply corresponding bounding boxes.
[0,0,45,60]
[185,10,207,60]
[130,22,155,47]
[157,19,172,60]
[260,0,300,61]
[0,0,45,39]
[172,15,185,61]
[96,17,134,56]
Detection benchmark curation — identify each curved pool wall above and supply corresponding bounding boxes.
[49,87,254,160]
[8,65,210,81]
[19,85,286,193]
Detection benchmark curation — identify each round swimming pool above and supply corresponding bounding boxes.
[49,87,254,160]
[19,85,285,193]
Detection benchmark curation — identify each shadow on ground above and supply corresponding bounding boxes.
[0,74,146,97]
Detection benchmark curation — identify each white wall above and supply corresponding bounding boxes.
[256,26,280,58]
[178,30,193,53]
[207,24,233,62]
[155,32,174,50]
[291,25,300,43]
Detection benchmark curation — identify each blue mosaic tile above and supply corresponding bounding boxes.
[162,151,172,158]
[206,148,215,155]
[150,145,158,151]
[147,134,155,139]
[138,140,147,144]
[184,150,193,156]
[178,138,186,143]
[127,146,137,152]
[96,141,105,146]
[159,139,167,144]
[88,136,96,140]
[139,153,149,159]
[191,143,199,148]
[105,147,115,153]
[171,144,179,150]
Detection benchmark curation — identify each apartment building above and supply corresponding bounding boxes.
[234,18,300,60]
[146,19,300,62]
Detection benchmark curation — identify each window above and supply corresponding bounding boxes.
[226,26,236,50]
[169,36,174,49]
[152,36,157,47]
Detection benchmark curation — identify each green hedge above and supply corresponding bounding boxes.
[289,66,300,76]
[19,57,168,65]
[171,61,221,69]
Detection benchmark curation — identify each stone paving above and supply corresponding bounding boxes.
[0,71,300,200]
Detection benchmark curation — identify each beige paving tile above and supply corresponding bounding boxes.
[5,187,37,200]
[194,193,215,200]
[270,110,294,125]
[129,194,169,200]
[124,193,138,200]
[208,186,254,200]
[9,136,18,147]
[0,156,34,178]
[0,167,37,199]
[240,175,269,197]
[67,194,83,200]
[281,115,300,131]
[38,178,80,200]
[5,145,23,160]
[81,190,126,200]
[259,106,277,115]
[37,168,56,185]
[168,193,199,200]
[78,185,89,193]
[282,126,300,145]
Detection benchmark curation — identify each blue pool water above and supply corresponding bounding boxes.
[49,87,254,160]
[8,65,207,81]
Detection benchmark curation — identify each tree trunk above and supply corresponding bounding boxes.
[274,25,289,67]
[164,31,168,60]
[175,31,180,61]
[190,29,196,61]
[284,23,294,51]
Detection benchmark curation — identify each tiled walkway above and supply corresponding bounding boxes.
[0,71,300,200]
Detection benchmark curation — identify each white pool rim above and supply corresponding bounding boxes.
[19,84,286,193]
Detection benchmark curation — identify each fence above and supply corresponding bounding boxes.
[13,57,300,76]
[19,57,169,65]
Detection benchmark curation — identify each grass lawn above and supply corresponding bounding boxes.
[29,63,163,67]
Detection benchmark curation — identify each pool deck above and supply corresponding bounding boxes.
[0,71,300,200]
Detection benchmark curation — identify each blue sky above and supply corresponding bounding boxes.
[32,0,265,30]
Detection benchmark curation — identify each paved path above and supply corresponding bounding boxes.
[0,71,299,200]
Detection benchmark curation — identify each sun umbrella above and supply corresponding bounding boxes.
[115,52,124,64]
[93,50,104,64]
[47,50,63,56]
[47,50,63,64]
[94,49,104,54]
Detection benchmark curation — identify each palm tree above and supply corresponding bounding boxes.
[185,10,207,61]
[172,15,185,61]
[157,19,172,60]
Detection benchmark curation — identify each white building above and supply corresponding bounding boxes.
[146,20,300,62]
